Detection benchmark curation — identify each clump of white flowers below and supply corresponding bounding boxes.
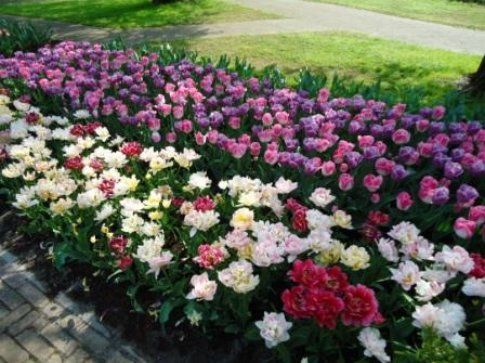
[184,209,220,235]
[462,277,485,298]
[255,312,293,348]
[309,187,335,208]
[219,175,295,217]
[186,272,218,301]
[218,260,260,294]
[412,300,466,348]
[358,328,390,363]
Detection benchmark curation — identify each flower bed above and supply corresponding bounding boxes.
[0,42,484,362]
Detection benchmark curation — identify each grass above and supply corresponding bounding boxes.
[308,0,485,30]
[168,32,481,105]
[0,0,278,29]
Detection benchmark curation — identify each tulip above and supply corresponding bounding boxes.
[454,218,476,239]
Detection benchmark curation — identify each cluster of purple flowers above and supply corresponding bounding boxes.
[0,41,483,241]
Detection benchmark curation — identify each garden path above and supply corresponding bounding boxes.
[1,0,485,54]
[0,223,150,363]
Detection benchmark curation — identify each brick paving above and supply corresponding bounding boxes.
[0,245,150,363]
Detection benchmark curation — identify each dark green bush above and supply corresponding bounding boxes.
[453,0,485,4]
[0,19,52,57]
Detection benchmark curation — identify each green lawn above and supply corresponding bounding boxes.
[0,0,278,28]
[309,0,485,30]
[172,32,481,104]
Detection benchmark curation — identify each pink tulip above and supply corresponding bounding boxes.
[262,113,273,126]
[165,132,177,143]
[172,105,184,119]
[321,161,336,176]
[207,130,219,144]
[275,111,289,125]
[151,132,161,143]
[195,132,206,145]
[454,217,476,239]
[264,149,279,165]
[358,135,375,149]
[228,116,241,129]
[396,192,414,211]
[147,117,160,131]
[229,143,247,159]
[338,173,354,191]
[432,105,446,120]
[371,193,380,204]
[363,174,383,192]
[392,129,411,145]
[375,158,395,176]
[250,142,261,157]
[416,119,429,132]
[418,176,439,203]
[469,206,485,226]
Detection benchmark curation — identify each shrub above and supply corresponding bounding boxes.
[454,0,485,4]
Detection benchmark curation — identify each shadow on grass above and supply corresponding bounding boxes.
[0,0,239,29]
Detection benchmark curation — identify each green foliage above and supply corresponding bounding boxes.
[457,0,485,4]
[0,19,52,56]
[396,328,485,363]
[456,0,485,3]
[416,329,468,363]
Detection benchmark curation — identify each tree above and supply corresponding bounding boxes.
[464,54,485,96]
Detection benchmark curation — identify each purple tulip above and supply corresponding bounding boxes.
[432,187,450,205]
[399,146,419,165]
[391,164,408,181]
[450,148,465,162]
[444,161,464,179]
[432,153,451,168]
[363,146,380,160]
[346,151,364,168]
[470,160,485,176]
[456,184,479,206]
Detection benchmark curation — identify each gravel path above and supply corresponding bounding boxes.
[1,0,484,54]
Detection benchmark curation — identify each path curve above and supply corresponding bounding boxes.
[232,0,485,54]
[1,0,485,54]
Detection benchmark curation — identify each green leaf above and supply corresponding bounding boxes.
[290,325,312,345]
[53,242,89,269]
[244,325,260,341]
[392,317,415,340]
[53,243,70,269]
[127,285,144,313]
[159,299,174,324]
[223,324,240,334]
[276,344,292,363]
[183,300,199,317]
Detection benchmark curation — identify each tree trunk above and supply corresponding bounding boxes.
[465,54,485,95]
